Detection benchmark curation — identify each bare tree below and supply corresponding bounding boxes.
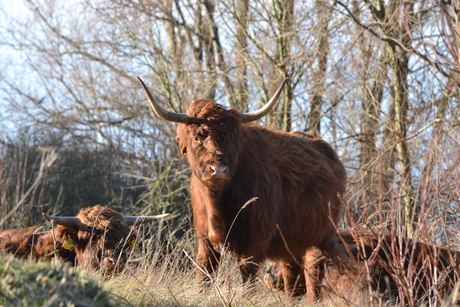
[1,0,459,252]
[307,0,331,136]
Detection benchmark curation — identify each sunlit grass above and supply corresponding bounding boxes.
[0,253,113,307]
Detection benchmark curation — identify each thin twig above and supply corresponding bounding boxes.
[223,197,258,248]
[275,224,303,269]
[167,286,183,307]
[183,250,228,307]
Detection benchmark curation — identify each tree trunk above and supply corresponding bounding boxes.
[234,0,249,112]
[273,0,295,131]
[307,1,330,136]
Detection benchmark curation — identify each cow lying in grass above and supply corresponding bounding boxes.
[264,232,460,304]
[0,205,169,274]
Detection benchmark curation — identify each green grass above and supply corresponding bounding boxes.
[0,253,114,307]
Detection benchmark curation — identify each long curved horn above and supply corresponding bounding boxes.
[239,78,289,123]
[137,77,188,123]
[42,213,84,229]
[123,213,171,226]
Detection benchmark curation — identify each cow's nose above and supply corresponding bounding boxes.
[210,165,228,178]
[103,256,126,268]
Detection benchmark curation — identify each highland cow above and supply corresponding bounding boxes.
[0,205,169,274]
[138,77,347,300]
[265,232,460,303]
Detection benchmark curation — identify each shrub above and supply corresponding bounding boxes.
[0,254,113,307]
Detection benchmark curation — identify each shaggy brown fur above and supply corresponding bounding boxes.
[0,206,138,274]
[265,232,460,303]
[0,226,74,263]
[174,99,347,300]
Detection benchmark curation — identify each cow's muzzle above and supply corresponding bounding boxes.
[210,165,228,178]
[102,255,127,273]
[203,164,230,181]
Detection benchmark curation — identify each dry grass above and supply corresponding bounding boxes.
[101,174,460,307]
[98,222,460,306]
[2,196,460,306]
[99,224,387,307]
[1,126,460,306]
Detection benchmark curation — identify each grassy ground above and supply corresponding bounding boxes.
[2,219,459,306]
[102,265,380,307]
[3,210,460,306]
[100,227,385,307]
[98,211,460,307]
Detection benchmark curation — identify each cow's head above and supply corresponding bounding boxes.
[264,262,284,291]
[138,77,288,190]
[43,205,169,274]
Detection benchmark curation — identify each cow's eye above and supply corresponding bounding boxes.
[194,137,203,146]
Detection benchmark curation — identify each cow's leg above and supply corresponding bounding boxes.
[238,256,260,285]
[280,261,306,296]
[303,247,325,302]
[318,232,350,272]
[196,235,221,284]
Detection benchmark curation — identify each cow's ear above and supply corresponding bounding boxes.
[175,135,186,157]
[128,239,138,249]
[63,235,75,250]
[77,229,94,241]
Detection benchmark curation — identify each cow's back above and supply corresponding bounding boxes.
[0,226,72,262]
[0,226,38,258]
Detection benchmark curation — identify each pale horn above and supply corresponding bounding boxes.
[137,77,188,123]
[239,78,289,123]
[123,213,171,226]
[138,76,288,123]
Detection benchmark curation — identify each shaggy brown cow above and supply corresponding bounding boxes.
[265,232,460,303]
[138,77,347,299]
[0,205,169,274]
